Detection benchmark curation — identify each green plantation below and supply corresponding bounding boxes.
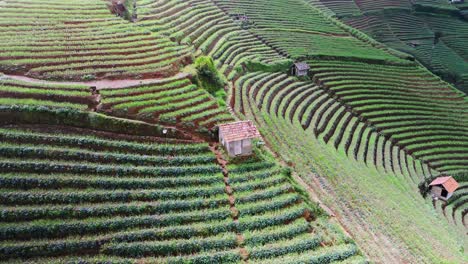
[0,0,467,263]
[0,124,365,263]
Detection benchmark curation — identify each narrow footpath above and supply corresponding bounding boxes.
[209,143,249,262]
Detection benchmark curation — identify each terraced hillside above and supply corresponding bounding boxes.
[210,0,467,262]
[0,75,94,110]
[0,123,365,263]
[214,0,407,63]
[0,0,467,263]
[99,75,233,129]
[309,0,468,92]
[0,0,191,80]
[136,0,291,79]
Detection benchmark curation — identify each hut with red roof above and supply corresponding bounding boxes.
[218,121,261,157]
[429,176,459,201]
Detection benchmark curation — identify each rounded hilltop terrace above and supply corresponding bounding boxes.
[0,0,467,263]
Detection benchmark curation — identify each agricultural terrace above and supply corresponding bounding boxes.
[234,71,467,263]
[0,122,366,263]
[99,75,233,129]
[0,0,191,81]
[199,1,468,260]
[0,75,93,110]
[316,0,468,92]
[136,0,289,79]
[308,60,468,175]
[213,0,406,63]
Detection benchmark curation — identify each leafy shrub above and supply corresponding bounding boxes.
[194,56,226,95]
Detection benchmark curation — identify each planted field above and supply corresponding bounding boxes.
[234,84,466,262]
[213,0,405,63]
[308,60,468,175]
[136,0,288,78]
[99,75,233,129]
[226,160,365,263]
[0,0,190,81]
[325,1,468,92]
[233,71,436,182]
[0,76,93,110]
[0,123,366,262]
[0,125,234,262]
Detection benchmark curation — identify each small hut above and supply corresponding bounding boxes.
[291,62,310,77]
[429,176,459,201]
[218,121,261,157]
[407,40,422,48]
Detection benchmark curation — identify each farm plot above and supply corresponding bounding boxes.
[333,4,468,92]
[0,75,93,110]
[233,71,434,182]
[213,0,404,63]
[136,0,288,78]
[352,0,412,13]
[227,161,366,263]
[233,79,466,262]
[313,0,362,17]
[0,125,237,262]
[309,60,468,175]
[99,76,233,129]
[0,0,190,81]
[0,123,366,263]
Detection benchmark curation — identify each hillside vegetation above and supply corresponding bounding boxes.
[311,0,468,93]
[0,0,466,263]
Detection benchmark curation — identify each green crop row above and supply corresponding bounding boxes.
[0,208,231,240]
[0,184,226,205]
[0,159,220,177]
[102,233,237,258]
[0,173,220,191]
[0,144,215,166]
[0,129,208,155]
[0,196,228,222]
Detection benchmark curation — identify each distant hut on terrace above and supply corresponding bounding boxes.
[407,40,422,48]
[291,62,310,77]
[218,121,261,157]
[230,12,253,29]
[429,176,459,201]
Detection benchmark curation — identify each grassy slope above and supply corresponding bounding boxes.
[236,98,467,263]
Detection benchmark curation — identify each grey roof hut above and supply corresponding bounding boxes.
[291,62,310,77]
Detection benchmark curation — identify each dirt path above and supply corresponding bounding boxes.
[209,143,249,262]
[1,73,189,90]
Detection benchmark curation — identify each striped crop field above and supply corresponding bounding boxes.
[0,123,366,263]
[0,75,93,110]
[0,0,466,262]
[99,75,233,129]
[0,0,191,81]
[322,0,468,93]
[136,0,290,79]
[213,0,407,63]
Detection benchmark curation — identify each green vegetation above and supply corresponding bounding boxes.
[314,1,468,92]
[0,0,466,262]
[99,75,232,129]
[0,0,190,80]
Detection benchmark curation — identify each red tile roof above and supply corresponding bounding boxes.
[429,176,459,193]
[219,121,261,143]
